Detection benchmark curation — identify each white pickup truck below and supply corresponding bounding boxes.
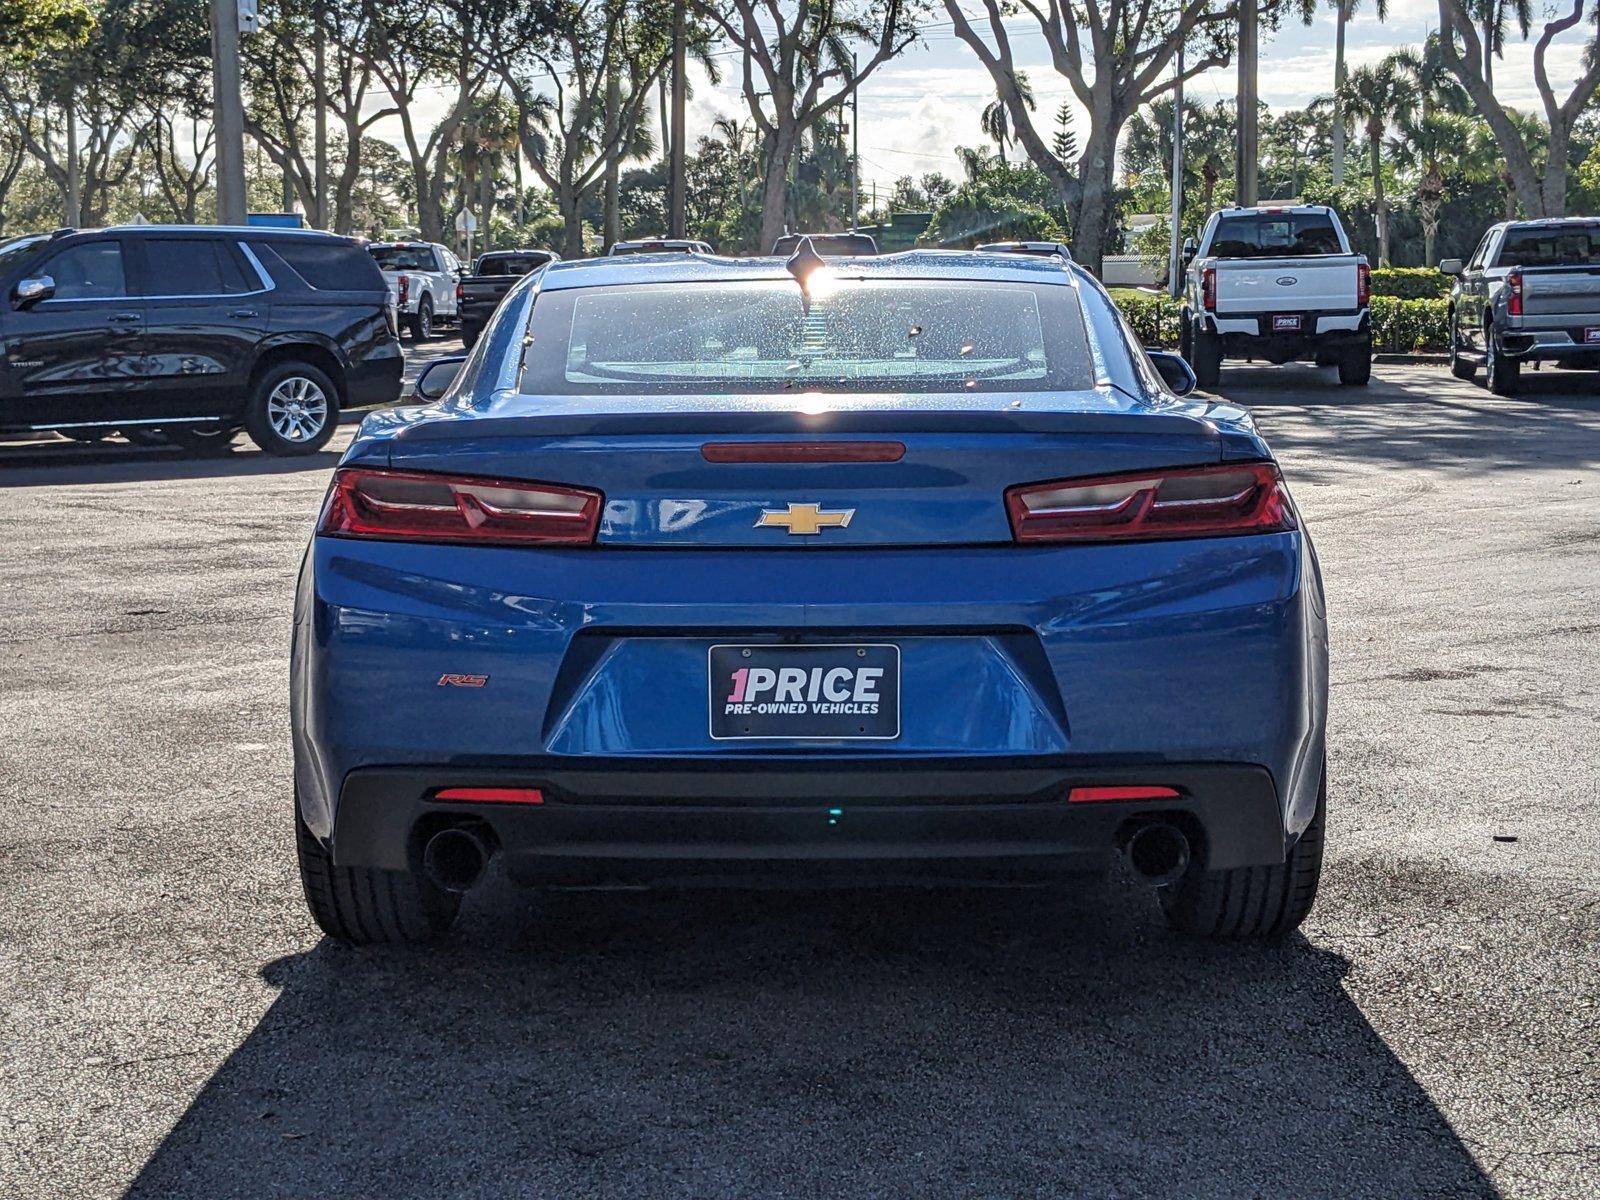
[1181,205,1371,387]
[368,241,462,341]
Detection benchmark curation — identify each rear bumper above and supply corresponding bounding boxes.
[1496,323,1600,361]
[330,761,1286,886]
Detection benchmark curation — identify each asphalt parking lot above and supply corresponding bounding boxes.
[1,355,1596,1199]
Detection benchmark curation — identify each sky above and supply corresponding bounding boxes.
[371,2,1592,205]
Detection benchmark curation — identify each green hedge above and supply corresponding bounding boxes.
[1111,292,1449,353]
[1370,267,1451,300]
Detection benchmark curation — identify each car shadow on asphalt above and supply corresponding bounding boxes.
[0,441,348,486]
[123,880,1498,1199]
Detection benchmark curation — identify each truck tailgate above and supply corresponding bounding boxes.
[1520,266,1600,319]
[1213,256,1360,314]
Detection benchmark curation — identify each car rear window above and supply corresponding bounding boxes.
[370,245,436,271]
[259,240,385,291]
[519,278,1094,395]
[1210,212,1342,257]
[477,254,553,276]
[1498,225,1600,267]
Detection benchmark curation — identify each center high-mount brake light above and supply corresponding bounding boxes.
[701,441,906,463]
[319,468,602,546]
[1507,269,1524,317]
[1202,267,1217,311]
[1006,462,1295,544]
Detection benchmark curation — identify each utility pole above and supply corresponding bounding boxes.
[668,4,686,237]
[603,65,620,250]
[64,96,80,226]
[1168,43,1184,298]
[1332,0,1347,186]
[211,0,248,225]
[314,0,327,229]
[849,53,859,229]
[1235,0,1258,207]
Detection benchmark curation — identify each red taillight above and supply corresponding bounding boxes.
[1357,262,1370,307]
[397,274,410,304]
[456,281,464,303]
[700,441,906,463]
[434,787,544,804]
[1507,269,1523,316]
[1068,786,1180,803]
[1201,266,1216,311]
[1005,462,1295,544]
[319,468,602,546]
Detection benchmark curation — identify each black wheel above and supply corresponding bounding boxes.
[243,361,340,456]
[296,790,459,945]
[1337,336,1372,386]
[1448,312,1476,381]
[1486,332,1521,396]
[460,323,480,350]
[1178,307,1193,361]
[163,425,238,454]
[122,428,169,447]
[1190,321,1223,389]
[408,297,434,341]
[1160,766,1326,939]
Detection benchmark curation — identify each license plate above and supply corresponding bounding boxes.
[1272,314,1302,332]
[1585,326,1600,344]
[709,644,900,741]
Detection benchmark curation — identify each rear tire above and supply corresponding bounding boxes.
[1178,307,1193,361]
[296,790,459,945]
[1449,314,1477,381]
[1159,768,1325,940]
[408,297,434,342]
[1337,336,1372,386]
[1190,321,1223,389]
[244,361,340,456]
[162,425,238,454]
[1486,333,1521,396]
[460,322,480,350]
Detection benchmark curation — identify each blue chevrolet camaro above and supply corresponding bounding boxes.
[290,246,1329,944]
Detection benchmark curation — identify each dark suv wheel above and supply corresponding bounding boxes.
[244,361,340,456]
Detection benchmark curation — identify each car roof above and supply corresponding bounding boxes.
[1217,204,1330,216]
[540,248,1081,291]
[94,224,356,241]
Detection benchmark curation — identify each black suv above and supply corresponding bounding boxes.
[0,225,402,455]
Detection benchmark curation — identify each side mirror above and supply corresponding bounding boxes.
[1181,237,1198,265]
[1146,350,1197,396]
[13,275,55,308]
[414,355,466,401]
[1439,258,1464,276]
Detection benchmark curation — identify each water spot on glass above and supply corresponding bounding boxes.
[960,343,975,356]
[965,379,977,389]
[908,324,921,337]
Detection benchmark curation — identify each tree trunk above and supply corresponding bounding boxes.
[603,65,620,249]
[1541,122,1571,218]
[561,184,584,257]
[1370,130,1388,265]
[1073,120,1118,275]
[65,97,80,226]
[759,122,799,252]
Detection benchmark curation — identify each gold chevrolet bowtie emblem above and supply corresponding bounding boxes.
[755,503,856,535]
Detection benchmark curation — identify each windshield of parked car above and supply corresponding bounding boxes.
[477,254,552,276]
[369,245,434,270]
[1498,225,1600,268]
[0,234,49,278]
[1210,212,1342,257]
[520,278,1094,395]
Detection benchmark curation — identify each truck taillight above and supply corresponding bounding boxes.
[1006,462,1295,544]
[397,274,410,304]
[456,280,464,302]
[319,468,603,546]
[1507,269,1523,316]
[1357,262,1370,306]
[1202,267,1216,311]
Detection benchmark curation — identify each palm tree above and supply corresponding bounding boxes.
[1327,0,1390,186]
[1394,111,1471,264]
[979,73,1034,166]
[458,93,520,256]
[1391,34,1468,121]
[1341,57,1416,265]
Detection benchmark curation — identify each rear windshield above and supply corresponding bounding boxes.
[1498,225,1600,267]
[477,253,552,276]
[519,278,1094,395]
[1210,212,1342,257]
[772,235,876,257]
[369,245,434,270]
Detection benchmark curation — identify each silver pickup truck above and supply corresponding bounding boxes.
[1181,205,1371,388]
[1443,218,1600,395]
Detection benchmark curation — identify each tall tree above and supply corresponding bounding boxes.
[498,0,669,256]
[980,73,1034,166]
[1340,57,1416,265]
[1435,0,1598,218]
[1327,0,1388,186]
[704,0,917,251]
[944,0,1303,274]
[0,0,92,65]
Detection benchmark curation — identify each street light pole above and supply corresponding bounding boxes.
[1235,0,1259,206]
[668,4,686,237]
[850,52,859,229]
[211,0,247,225]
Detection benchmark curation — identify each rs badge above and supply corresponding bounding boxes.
[755,503,855,535]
